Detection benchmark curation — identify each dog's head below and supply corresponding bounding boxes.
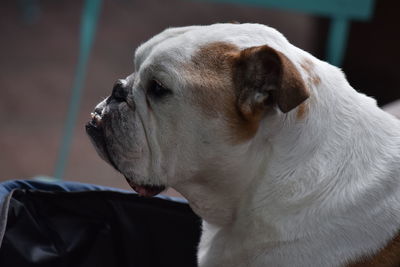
[86,23,309,197]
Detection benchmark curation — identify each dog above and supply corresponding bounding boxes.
[86,23,400,266]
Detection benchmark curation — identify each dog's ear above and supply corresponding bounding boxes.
[233,45,309,119]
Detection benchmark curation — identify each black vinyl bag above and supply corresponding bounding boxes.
[0,180,201,267]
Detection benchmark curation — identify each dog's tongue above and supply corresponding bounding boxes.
[125,178,165,197]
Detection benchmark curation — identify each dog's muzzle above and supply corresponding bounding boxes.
[86,80,166,197]
[85,108,118,169]
[86,79,129,167]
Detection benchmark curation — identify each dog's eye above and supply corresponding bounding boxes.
[147,80,171,99]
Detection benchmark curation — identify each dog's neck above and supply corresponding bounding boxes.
[174,149,261,225]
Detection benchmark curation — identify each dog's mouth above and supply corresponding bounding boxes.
[86,110,165,197]
[125,178,166,197]
[85,111,119,169]
[90,111,103,128]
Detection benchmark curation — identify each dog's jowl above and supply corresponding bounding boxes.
[87,23,400,267]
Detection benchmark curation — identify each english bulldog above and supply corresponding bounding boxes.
[86,23,400,266]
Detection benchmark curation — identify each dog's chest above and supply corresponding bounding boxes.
[198,223,400,267]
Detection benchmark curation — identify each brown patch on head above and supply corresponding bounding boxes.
[300,58,321,87]
[187,42,310,143]
[187,42,260,143]
[347,231,400,267]
[188,42,237,118]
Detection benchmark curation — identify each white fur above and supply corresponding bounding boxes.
[128,24,400,266]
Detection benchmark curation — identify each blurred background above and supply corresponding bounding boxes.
[0,0,399,195]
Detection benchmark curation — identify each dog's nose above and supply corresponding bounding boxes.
[110,79,128,103]
[94,106,103,115]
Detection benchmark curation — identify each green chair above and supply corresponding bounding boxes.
[197,0,375,66]
[54,0,103,181]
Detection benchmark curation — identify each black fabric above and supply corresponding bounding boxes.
[0,189,201,267]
